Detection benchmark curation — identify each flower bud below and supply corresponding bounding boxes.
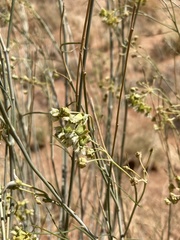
[50,108,60,121]
[77,157,87,168]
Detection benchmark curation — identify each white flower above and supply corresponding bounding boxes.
[80,147,87,155]
[68,132,79,145]
[70,113,84,123]
[56,132,65,139]
[50,108,60,121]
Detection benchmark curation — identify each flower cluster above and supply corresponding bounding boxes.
[126,83,180,131]
[4,191,37,239]
[15,199,34,222]
[50,107,95,168]
[11,226,38,240]
[165,176,180,205]
[152,105,180,131]
[99,8,120,27]
[126,87,152,116]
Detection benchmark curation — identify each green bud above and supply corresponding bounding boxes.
[99,8,107,17]
[75,124,86,136]
[164,198,171,205]
[169,192,180,204]
[64,123,74,133]
[70,113,84,123]
[130,87,138,92]
[86,148,95,158]
[59,107,71,117]
[79,135,91,146]
[77,157,87,168]
[175,175,180,188]
[12,74,19,80]
[35,197,42,205]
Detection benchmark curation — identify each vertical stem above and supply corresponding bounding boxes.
[64,152,76,232]
[111,3,139,158]
[1,1,16,233]
[58,1,78,233]
[105,29,114,152]
[164,129,173,240]
[0,188,6,240]
[0,101,97,240]
[6,0,15,49]
[77,0,94,111]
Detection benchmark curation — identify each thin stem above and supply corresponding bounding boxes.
[0,101,97,240]
[0,188,6,240]
[0,36,15,125]
[121,182,147,238]
[77,0,94,111]
[111,3,139,158]
[6,0,16,48]
[64,152,76,232]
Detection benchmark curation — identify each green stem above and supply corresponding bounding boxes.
[121,182,147,238]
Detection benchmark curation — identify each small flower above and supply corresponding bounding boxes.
[164,198,171,205]
[99,8,120,27]
[52,107,93,157]
[64,122,74,134]
[126,87,152,116]
[69,132,79,145]
[59,107,71,117]
[50,108,60,121]
[25,209,34,216]
[35,196,42,205]
[70,113,84,124]
[99,8,107,17]
[75,124,87,136]
[79,135,91,146]
[79,146,87,155]
[17,199,29,206]
[77,157,87,168]
[55,131,65,141]
[86,148,95,158]
[175,175,180,188]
